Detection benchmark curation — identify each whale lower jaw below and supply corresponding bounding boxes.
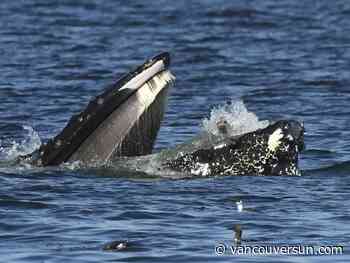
[69,70,175,165]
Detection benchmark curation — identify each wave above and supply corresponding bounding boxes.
[304,161,350,176]
[303,149,337,156]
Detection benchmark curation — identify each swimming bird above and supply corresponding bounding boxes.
[234,224,242,245]
[236,200,243,212]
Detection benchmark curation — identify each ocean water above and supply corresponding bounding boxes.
[0,0,350,262]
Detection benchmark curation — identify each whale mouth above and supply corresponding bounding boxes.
[27,52,174,166]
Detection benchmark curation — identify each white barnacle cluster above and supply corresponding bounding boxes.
[218,132,281,176]
[268,128,284,152]
[292,165,301,176]
[285,163,301,176]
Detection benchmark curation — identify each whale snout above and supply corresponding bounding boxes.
[287,120,305,152]
[268,120,305,176]
[270,120,305,152]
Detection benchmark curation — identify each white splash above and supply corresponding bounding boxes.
[0,125,41,160]
[60,160,82,170]
[202,100,269,137]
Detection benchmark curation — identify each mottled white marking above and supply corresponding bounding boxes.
[268,128,284,152]
[191,163,211,176]
[214,143,226,150]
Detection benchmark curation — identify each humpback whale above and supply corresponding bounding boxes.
[20,52,305,176]
[22,52,175,166]
[163,120,304,176]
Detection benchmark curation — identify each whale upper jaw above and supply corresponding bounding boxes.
[25,52,174,166]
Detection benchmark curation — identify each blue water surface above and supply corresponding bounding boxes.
[0,0,350,262]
